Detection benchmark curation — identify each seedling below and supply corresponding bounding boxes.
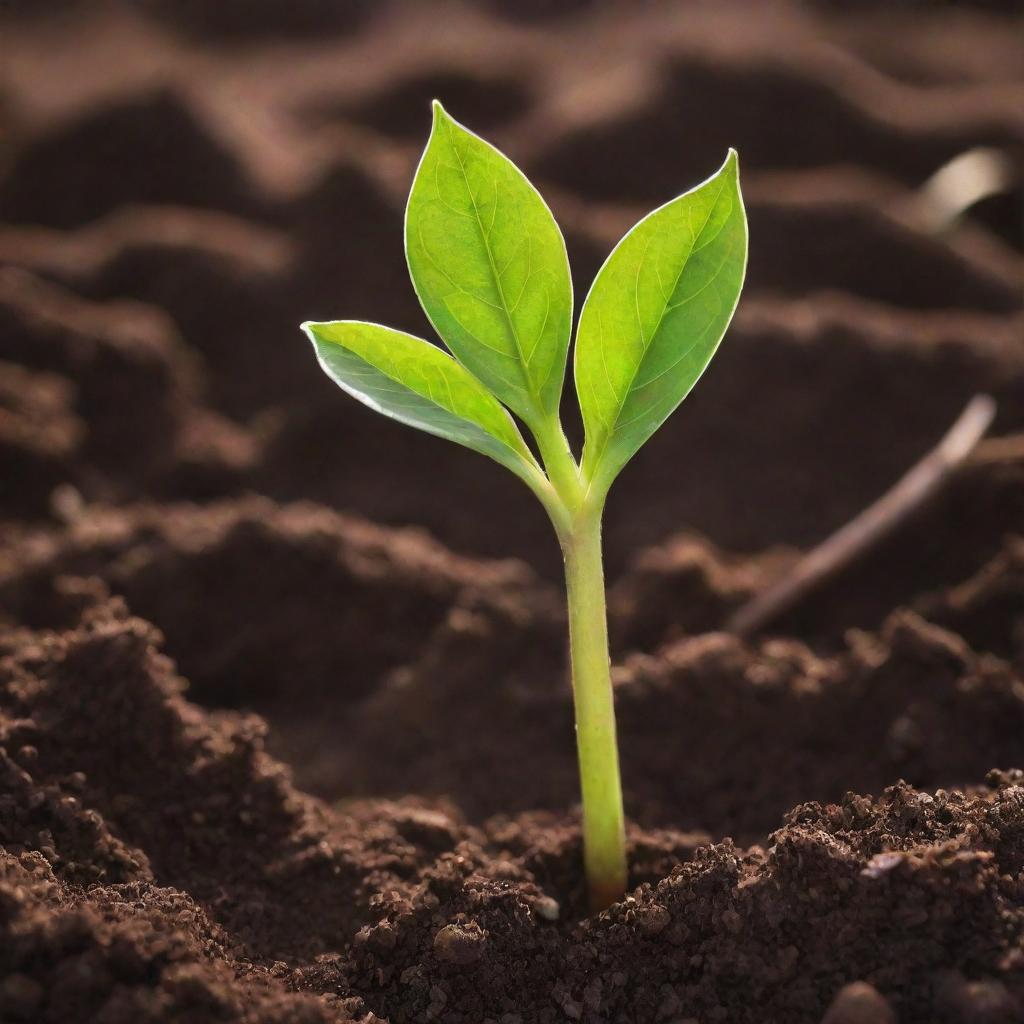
[302,102,747,912]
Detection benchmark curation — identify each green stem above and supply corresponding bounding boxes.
[527,408,627,912]
[532,413,584,509]
[562,503,627,913]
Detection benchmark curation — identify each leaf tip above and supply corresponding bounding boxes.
[430,98,447,126]
[301,321,339,353]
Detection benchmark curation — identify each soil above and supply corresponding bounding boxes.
[1,2,1023,1021]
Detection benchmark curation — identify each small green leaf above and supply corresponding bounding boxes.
[575,150,748,494]
[303,320,540,484]
[405,101,572,428]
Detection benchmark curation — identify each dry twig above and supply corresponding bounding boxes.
[727,394,998,638]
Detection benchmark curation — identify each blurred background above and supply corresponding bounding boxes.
[1,0,1022,754]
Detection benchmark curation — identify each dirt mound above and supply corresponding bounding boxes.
[348,778,1024,1024]
[307,69,532,141]
[536,53,1024,203]
[0,268,253,508]
[0,361,82,518]
[0,596,464,1021]
[332,599,1024,840]
[0,89,265,229]
[4,595,1024,1023]
[610,433,1024,650]
[0,497,540,705]
[917,533,1024,670]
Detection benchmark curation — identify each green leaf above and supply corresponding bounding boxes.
[575,150,747,494]
[405,101,573,428]
[303,320,541,485]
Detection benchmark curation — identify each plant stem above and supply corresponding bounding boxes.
[562,504,627,913]
[533,413,585,508]
[529,411,627,912]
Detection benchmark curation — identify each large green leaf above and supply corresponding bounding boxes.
[575,150,747,494]
[405,101,572,427]
[303,320,540,484]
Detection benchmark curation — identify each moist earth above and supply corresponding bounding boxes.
[1,2,1023,1022]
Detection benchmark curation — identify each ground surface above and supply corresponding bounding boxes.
[1,1,1023,1021]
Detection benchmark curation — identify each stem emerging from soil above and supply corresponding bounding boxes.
[561,504,627,913]
[535,415,627,914]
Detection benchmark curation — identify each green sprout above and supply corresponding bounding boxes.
[302,101,748,912]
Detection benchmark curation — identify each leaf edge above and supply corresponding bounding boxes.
[574,148,748,496]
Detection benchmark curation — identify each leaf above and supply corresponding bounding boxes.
[303,320,541,484]
[575,150,747,494]
[405,101,573,428]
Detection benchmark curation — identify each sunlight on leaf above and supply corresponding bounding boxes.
[575,150,747,495]
[303,319,540,484]
[405,101,573,428]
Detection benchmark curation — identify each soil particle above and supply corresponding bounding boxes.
[820,981,896,1024]
[432,922,488,965]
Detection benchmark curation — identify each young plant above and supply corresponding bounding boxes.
[302,102,747,912]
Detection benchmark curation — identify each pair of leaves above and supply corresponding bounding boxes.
[303,101,747,504]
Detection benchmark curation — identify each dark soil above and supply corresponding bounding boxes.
[1,2,1023,1021]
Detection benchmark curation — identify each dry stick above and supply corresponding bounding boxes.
[727,394,998,638]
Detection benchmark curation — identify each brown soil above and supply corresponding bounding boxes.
[1,2,1023,1021]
